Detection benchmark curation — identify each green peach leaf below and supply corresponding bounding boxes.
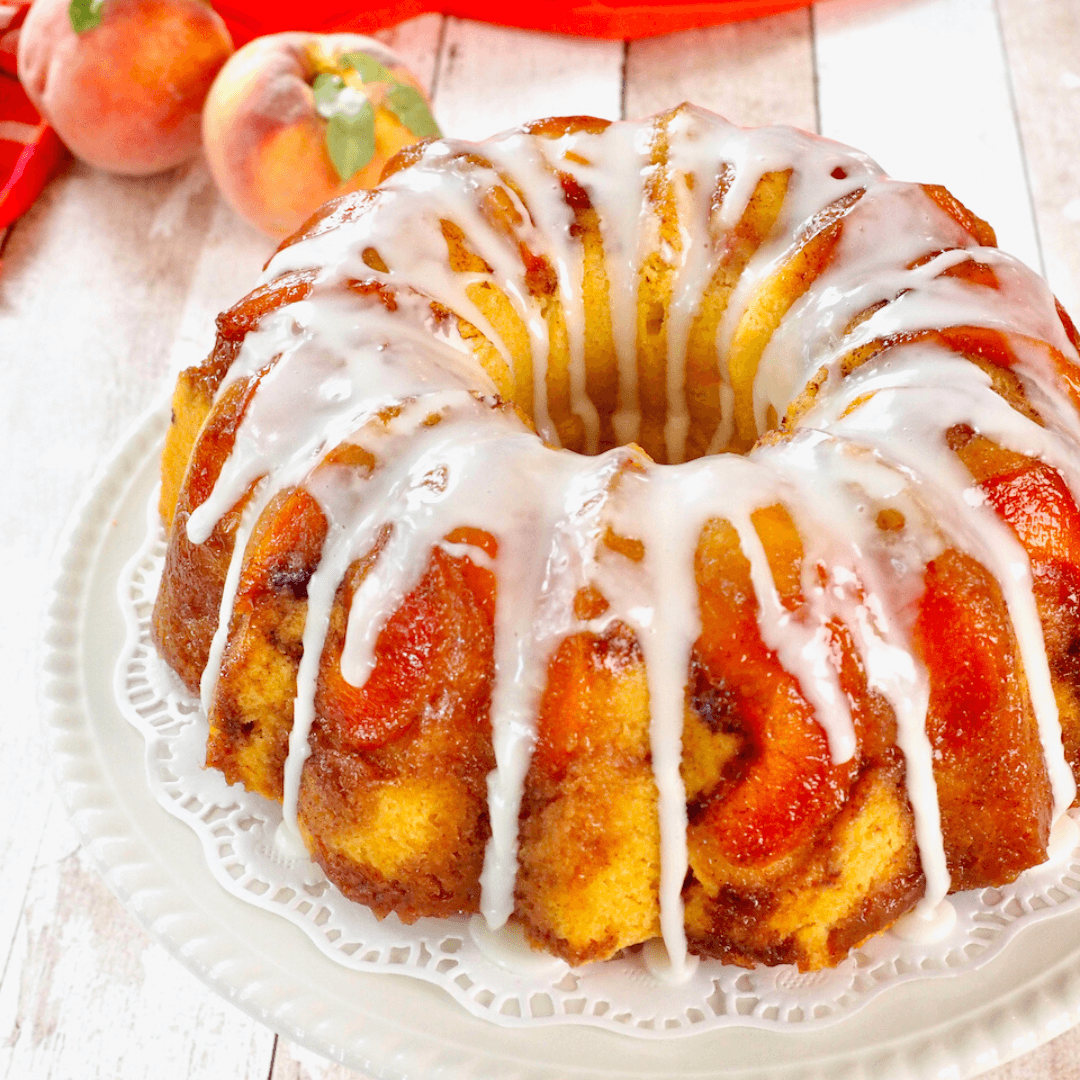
[325,101,376,182]
[385,83,441,139]
[312,72,346,119]
[341,52,393,84]
[68,0,104,33]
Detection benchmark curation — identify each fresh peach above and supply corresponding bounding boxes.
[202,33,439,240]
[18,0,233,175]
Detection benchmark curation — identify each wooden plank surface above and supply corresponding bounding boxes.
[0,804,276,1080]
[814,0,1041,268]
[2,2,1079,1077]
[624,10,815,128]
[996,0,1080,313]
[434,18,623,137]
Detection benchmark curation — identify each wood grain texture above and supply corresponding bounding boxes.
[624,10,815,129]
[157,163,276,377]
[375,12,444,95]
[0,159,219,1016]
[0,554,53,1011]
[813,0,1041,270]
[431,18,623,138]
[996,0,1080,315]
[0,803,275,1080]
[987,1030,1080,1080]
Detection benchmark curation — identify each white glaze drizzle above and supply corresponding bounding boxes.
[662,108,726,463]
[1047,812,1080,864]
[568,121,655,446]
[481,133,601,453]
[891,899,956,944]
[183,107,1080,970]
[198,484,268,712]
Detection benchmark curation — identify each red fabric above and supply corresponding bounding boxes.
[1,1,66,232]
[214,0,814,46]
[0,105,64,229]
[0,1,30,77]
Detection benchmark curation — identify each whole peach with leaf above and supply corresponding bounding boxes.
[17,0,233,175]
[202,32,440,240]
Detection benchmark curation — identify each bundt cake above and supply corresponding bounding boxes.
[152,104,1080,974]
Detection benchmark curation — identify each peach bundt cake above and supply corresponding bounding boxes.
[152,104,1080,974]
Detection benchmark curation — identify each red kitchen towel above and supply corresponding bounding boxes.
[0,1,65,231]
[214,0,814,46]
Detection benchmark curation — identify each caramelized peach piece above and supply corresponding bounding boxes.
[684,512,919,969]
[317,546,495,749]
[914,548,1051,887]
[982,463,1080,568]
[980,461,1080,788]
[301,542,495,920]
[689,514,849,872]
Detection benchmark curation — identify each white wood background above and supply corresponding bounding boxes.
[1,0,1079,1075]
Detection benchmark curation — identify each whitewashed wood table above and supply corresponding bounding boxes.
[2,0,1080,1076]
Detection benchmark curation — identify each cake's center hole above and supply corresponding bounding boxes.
[530,334,783,465]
